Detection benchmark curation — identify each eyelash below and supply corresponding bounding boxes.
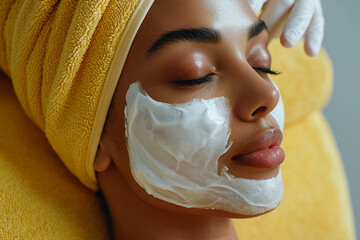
[254,68,281,75]
[173,68,280,87]
[173,74,216,86]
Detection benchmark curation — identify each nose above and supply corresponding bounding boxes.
[234,73,279,122]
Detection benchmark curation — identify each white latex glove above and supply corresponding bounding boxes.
[247,0,325,56]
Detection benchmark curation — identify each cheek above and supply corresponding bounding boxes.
[106,83,135,176]
[124,82,230,200]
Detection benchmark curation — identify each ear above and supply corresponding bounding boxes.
[94,141,112,172]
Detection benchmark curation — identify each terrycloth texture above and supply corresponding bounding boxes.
[0,72,109,239]
[0,0,154,190]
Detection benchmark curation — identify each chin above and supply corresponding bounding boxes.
[199,205,281,219]
[158,201,282,219]
[225,206,279,219]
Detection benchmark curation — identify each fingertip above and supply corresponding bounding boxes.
[280,33,295,48]
[304,35,322,57]
[304,43,320,57]
[303,7,324,57]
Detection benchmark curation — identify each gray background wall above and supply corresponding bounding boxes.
[322,0,359,237]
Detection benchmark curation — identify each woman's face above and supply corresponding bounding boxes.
[101,0,284,217]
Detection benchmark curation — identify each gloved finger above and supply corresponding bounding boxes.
[247,0,268,15]
[304,6,325,56]
[280,0,315,48]
[260,0,295,38]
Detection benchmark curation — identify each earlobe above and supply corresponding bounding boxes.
[94,143,112,172]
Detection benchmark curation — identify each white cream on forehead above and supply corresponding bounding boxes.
[124,81,285,215]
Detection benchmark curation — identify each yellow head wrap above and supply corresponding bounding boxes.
[0,0,154,190]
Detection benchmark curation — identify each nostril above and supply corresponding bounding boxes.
[251,106,267,117]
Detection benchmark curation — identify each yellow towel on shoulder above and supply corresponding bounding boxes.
[0,0,154,190]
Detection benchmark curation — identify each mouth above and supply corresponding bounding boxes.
[231,129,285,169]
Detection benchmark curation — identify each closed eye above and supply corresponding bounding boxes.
[254,68,281,75]
[173,73,216,86]
[172,68,279,87]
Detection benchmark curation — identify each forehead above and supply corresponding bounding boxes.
[137,0,257,48]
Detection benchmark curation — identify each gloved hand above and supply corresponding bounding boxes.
[247,0,324,56]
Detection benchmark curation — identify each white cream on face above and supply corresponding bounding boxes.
[124,82,285,215]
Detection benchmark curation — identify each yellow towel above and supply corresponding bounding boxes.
[0,0,154,190]
[0,71,109,239]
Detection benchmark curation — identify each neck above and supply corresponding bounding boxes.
[98,163,238,240]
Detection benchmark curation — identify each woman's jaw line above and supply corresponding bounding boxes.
[99,161,279,223]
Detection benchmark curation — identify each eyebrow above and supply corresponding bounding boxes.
[248,19,268,40]
[147,19,267,57]
[147,27,221,56]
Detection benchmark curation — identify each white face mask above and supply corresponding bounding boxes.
[124,82,285,215]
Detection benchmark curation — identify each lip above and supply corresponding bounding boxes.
[231,129,285,168]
